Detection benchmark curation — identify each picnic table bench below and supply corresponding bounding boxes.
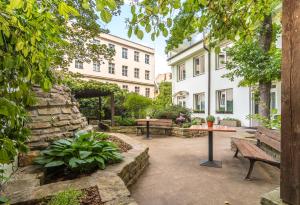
[136,119,173,136]
[232,127,280,180]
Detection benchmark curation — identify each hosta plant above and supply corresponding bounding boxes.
[35,131,123,173]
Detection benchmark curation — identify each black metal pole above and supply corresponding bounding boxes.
[208,131,213,161]
[146,121,150,139]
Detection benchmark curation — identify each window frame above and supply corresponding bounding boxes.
[145,54,150,64]
[122,85,128,91]
[216,88,234,114]
[134,86,140,94]
[145,88,150,97]
[193,55,205,76]
[108,62,115,74]
[177,96,186,107]
[134,51,139,62]
[177,63,186,81]
[194,93,205,113]
[134,68,140,78]
[122,48,128,59]
[93,61,100,72]
[145,70,150,80]
[109,43,115,50]
[122,65,128,77]
[75,60,83,69]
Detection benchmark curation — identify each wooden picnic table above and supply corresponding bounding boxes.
[189,125,236,168]
[136,119,161,139]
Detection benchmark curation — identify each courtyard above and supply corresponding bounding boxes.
[130,130,279,205]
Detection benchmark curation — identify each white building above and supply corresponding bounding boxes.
[167,40,281,127]
[68,33,155,98]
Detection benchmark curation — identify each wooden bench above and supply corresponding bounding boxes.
[136,119,173,136]
[233,127,280,180]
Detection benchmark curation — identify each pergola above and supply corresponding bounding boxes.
[74,88,115,126]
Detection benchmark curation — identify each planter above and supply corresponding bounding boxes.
[207,121,213,127]
[220,120,241,127]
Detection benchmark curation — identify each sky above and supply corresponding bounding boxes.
[100,3,171,76]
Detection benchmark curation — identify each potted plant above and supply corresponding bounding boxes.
[206,115,215,127]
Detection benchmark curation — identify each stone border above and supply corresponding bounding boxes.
[110,126,207,138]
[3,134,149,205]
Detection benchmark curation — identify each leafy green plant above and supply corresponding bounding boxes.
[124,93,152,118]
[247,109,281,130]
[222,118,241,122]
[35,131,122,173]
[182,122,191,128]
[47,189,82,205]
[151,105,191,122]
[206,115,215,123]
[191,118,205,125]
[114,116,136,126]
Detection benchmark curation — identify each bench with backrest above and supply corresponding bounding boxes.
[136,119,173,136]
[232,127,280,180]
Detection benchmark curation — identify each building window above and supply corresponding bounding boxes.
[135,86,140,93]
[177,63,186,81]
[109,44,115,50]
[145,88,150,97]
[75,60,83,69]
[194,55,205,76]
[122,48,128,59]
[271,91,276,110]
[216,45,231,70]
[93,61,100,72]
[216,89,233,113]
[108,63,115,74]
[145,54,150,64]
[122,85,128,91]
[145,70,150,80]
[194,93,205,113]
[122,66,128,76]
[134,51,139,62]
[134,68,139,78]
[177,96,186,107]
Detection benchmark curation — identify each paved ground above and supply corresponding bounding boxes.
[129,130,279,205]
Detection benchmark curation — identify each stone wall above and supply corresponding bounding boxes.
[110,126,207,138]
[20,85,91,167]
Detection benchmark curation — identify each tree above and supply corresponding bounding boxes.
[124,93,152,118]
[0,0,122,165]
[127,0,281,120]
[154,82,172,108]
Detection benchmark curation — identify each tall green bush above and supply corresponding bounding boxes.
[151,105,191,122]
[124,93,152,118]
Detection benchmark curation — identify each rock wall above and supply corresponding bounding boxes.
[20,85,91,167]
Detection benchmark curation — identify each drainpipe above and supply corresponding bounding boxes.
[203,43,211,115]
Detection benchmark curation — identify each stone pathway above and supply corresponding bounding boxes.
[129,130,279,205]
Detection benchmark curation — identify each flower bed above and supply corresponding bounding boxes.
[3,133,148,205]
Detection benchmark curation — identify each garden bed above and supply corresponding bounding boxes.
[3,133,148,205]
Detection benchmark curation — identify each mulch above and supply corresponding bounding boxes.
[107,136,132,152]
[80,186,103,205]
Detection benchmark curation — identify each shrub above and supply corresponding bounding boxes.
[222,117,241,122]
[152,105,191,122]
[114,116,136,126]
[124,93,152,118]
[48,189,82,205]
[206,115,215,122]
[35,131,123,173]
[182,122,191,128]
[191,118,205,125]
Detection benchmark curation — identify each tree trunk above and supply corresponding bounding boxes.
[258,81,271,119]
[258,14,273,120]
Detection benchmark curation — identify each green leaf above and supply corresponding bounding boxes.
[101,10,112,23]
[167,18,172,28]
[45,160,64,167]
[128,27,132,37]
[136,30,144,40]
[0,196,9,203]
[145,24,151,33]
[79,151,92,159]
[9,0,23,9]
[0,150,9,164]
[162,28,168,37]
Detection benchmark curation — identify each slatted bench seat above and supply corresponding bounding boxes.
[136,119,173,136]
[233,127,280,180]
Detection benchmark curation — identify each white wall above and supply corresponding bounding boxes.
[170,42,253,127]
